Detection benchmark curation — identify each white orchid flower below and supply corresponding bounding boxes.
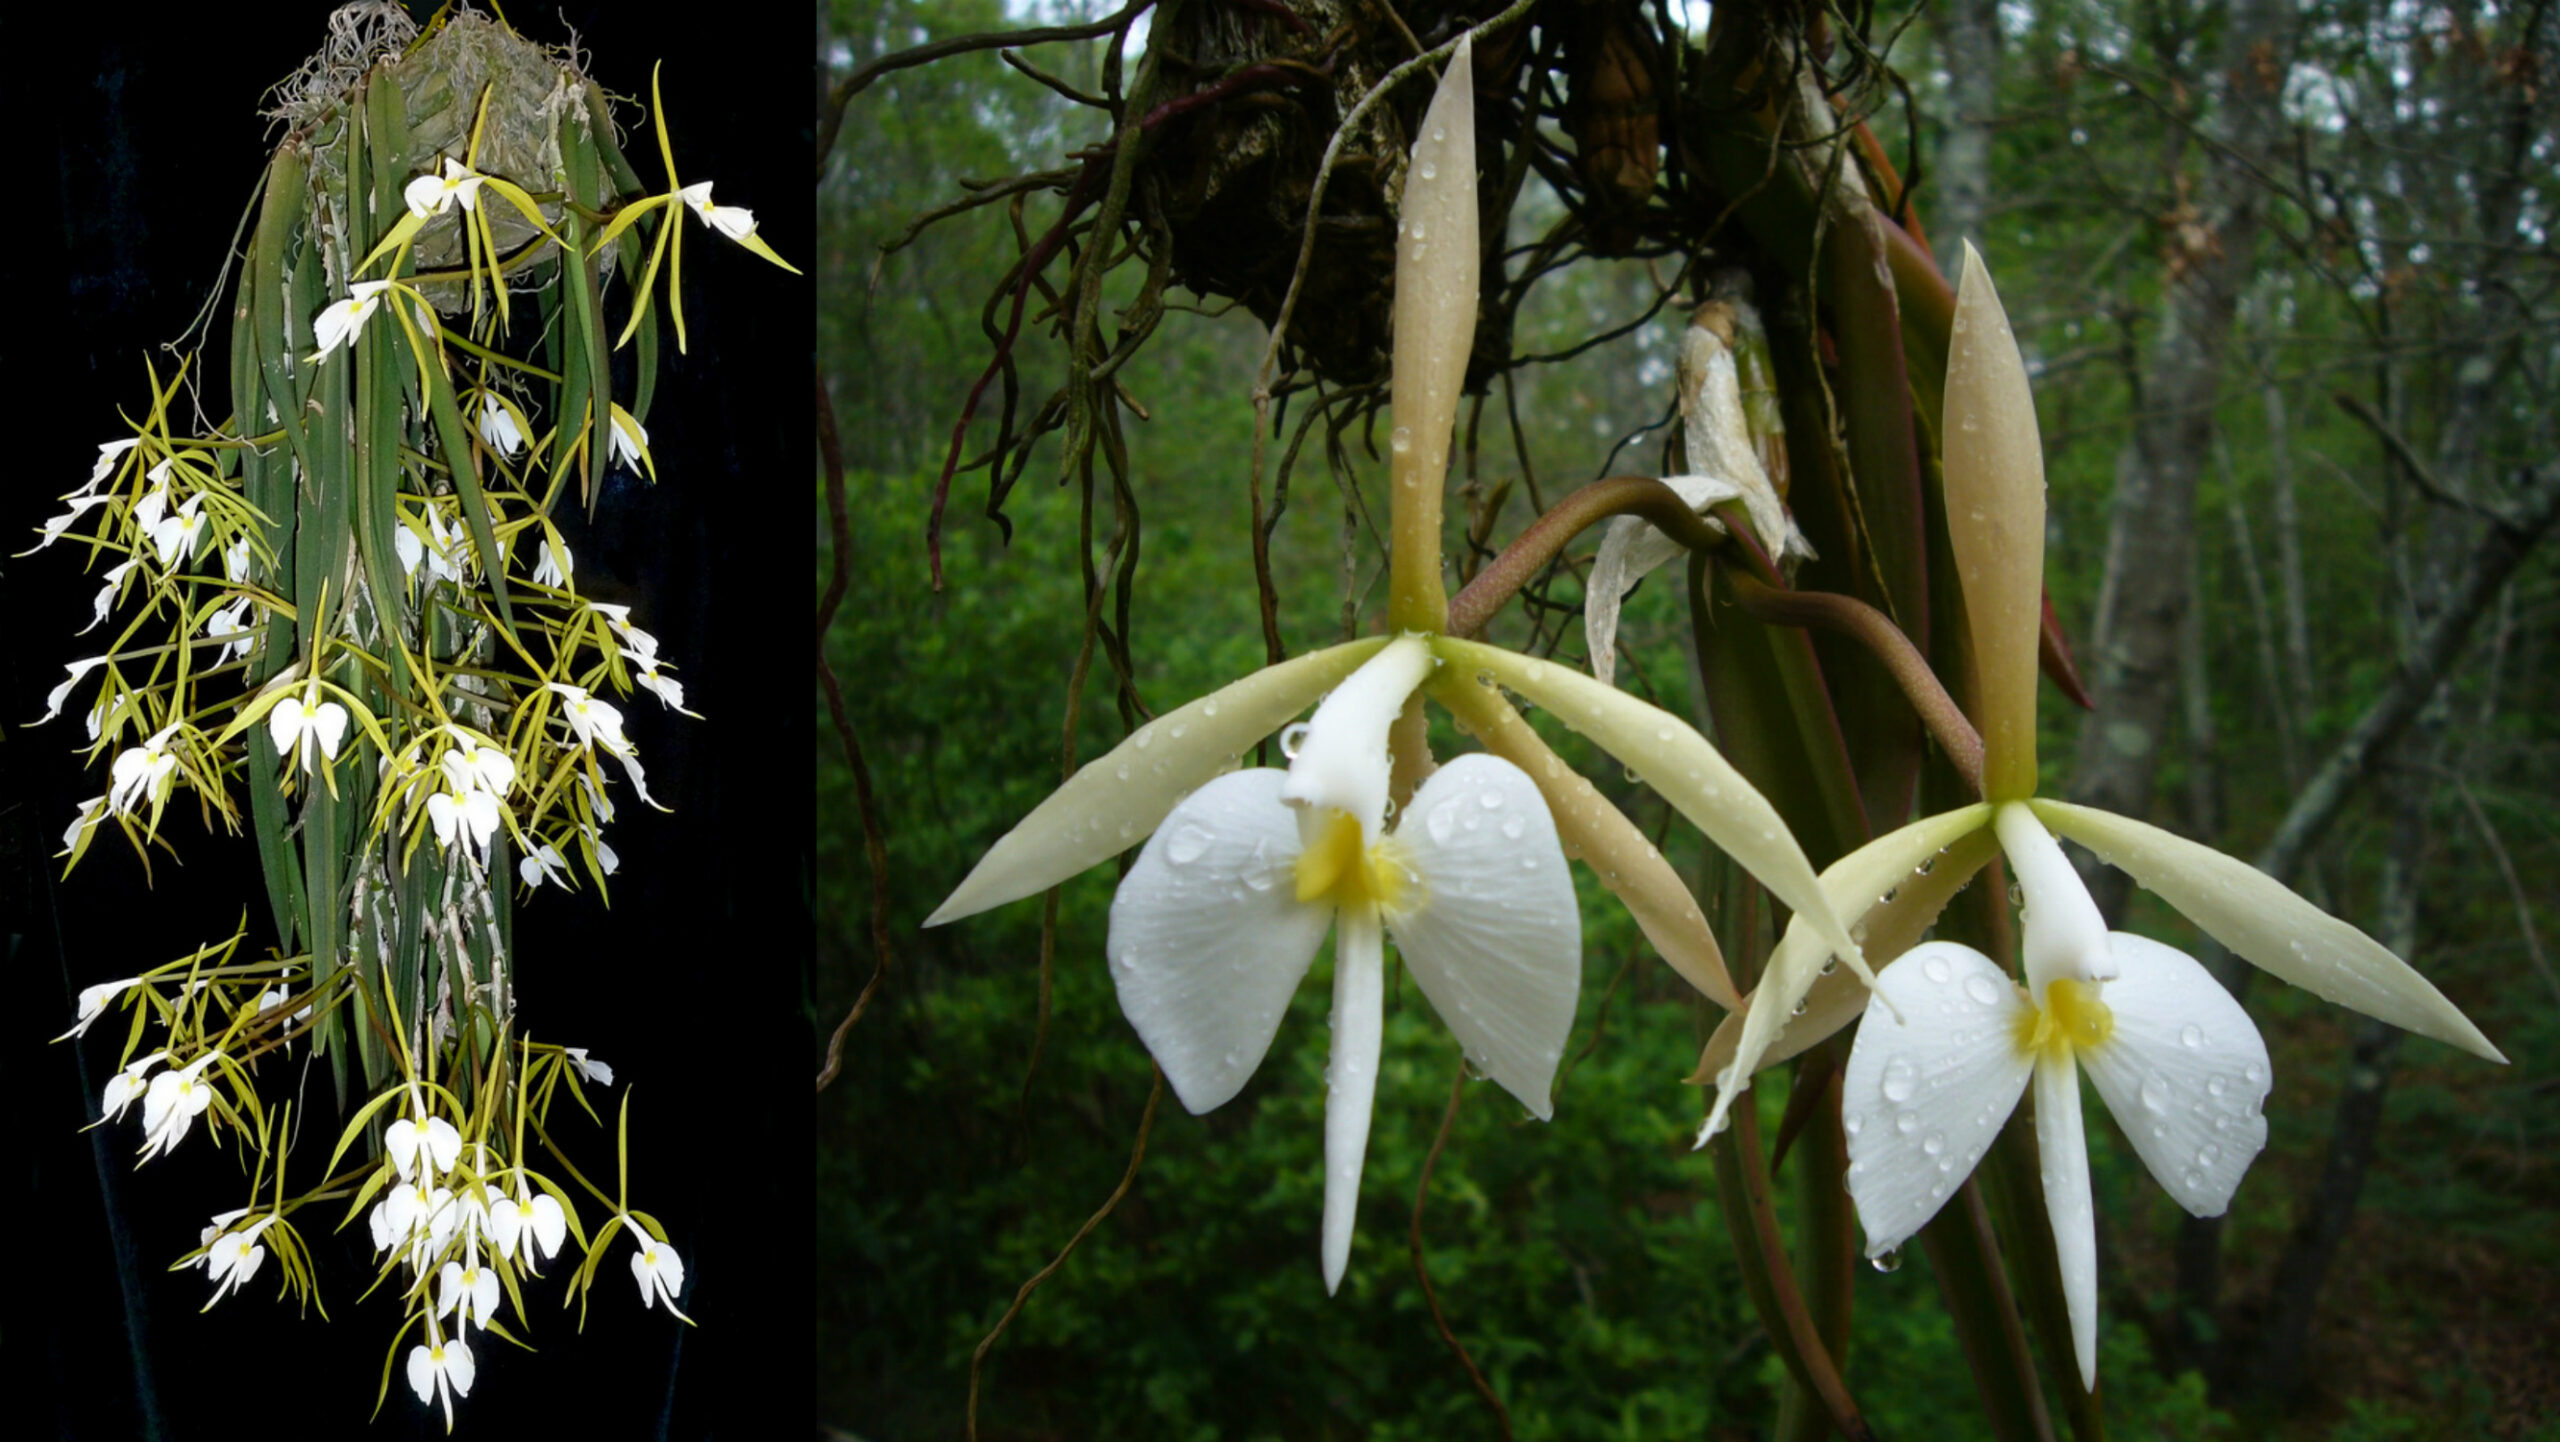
[627,1227,689,1319]
[101,1051,168,1122]
[563,1047,614,1086]
[404,156,485,219]
[386,1106,463,1183]
[478,391,526,455]
[76,436,142,498]
[108,722,183,818]
[440,742,516,799]
[625,651,691,713]
[37,657,110,725]
[548,682,631,755]
[267,681,349,775]
[427,790,503,866]
[29,494,112,553]
[606,403,655,479]
[205,597,257,665]
[1110,638,1583,1290]
[398,506,467,583]
[1699,246,2501,1153]
[81,558,142,633]
[407,1334,476,1430]
[518,842,571,889]
[310,279,394,362]
[148,494,209,569]
[204,1214,279,1307]
[488,1186,567,1269]
[679,178,759,242]
[437,1257,502,1334]
[57,976,143,1041]
[532,533,572,587]
[137,1052,223,1162]
[222,535,253,582]
[61,795,109,859]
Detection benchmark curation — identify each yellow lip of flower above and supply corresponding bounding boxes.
[2015,976,2115,1063]
[1292,810,1413,915]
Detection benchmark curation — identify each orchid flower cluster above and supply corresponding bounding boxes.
[57,933,686,1429]
[35,12,784,1430]
[926,27,2500,1407]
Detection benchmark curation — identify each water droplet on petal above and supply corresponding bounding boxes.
[1281,723,1310,759]
[1871,1250,1903,1274]
[1166,824,1214,865]
[1427,804,1458,845]
[2139,1076,2169,1114]
[1500,813,1526,840]
[1923,955,1951,984]
[1896,1111,1920,1135]
[1963,974,2003,1006]
[2180,1024,2205,1049]
[1882,1060,1917,1104]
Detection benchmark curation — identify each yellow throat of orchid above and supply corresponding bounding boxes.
[2015,977,2115,1063]
[1295,810,1412,914]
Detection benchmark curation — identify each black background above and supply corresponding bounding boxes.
[7,5,811,1437]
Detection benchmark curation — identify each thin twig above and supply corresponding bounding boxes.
[2451,778,2560,1009]
[815,366,895,1094]
[819,2,1155,179]
[1412,1060,1514,1441]
[967,1069,1165,1441]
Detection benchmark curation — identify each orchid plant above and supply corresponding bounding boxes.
[32,9,790,1428]
[928,37,1864,1293]
[1691,246,2502,1391]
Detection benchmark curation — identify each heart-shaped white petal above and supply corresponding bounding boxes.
[2073,932,2270,1218]
[1840,941,2034,1256]
[1386,754,1581,1119]
[1107,769,1332,1114]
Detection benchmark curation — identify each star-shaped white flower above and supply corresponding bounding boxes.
[440,742,516,799]
[518,842,571,889]
[1099,638,1583,1291]
[204,1215,279,1307]
[438,1256,502,1334]
[488,1185,568,1269]
[678,179,759,241]
[108,723,183,818]
[532,533,573,588]
[606,403,654,479]
[76,436,142,498]
[426,789,503,866]
[205,597,257,666]
[148,494,209,569]
[548,682,631,755]
[386,1107,463,1183]
[57,976,143,1041]
[1842,806,2273,1391]
[477,392,525,456]
[311,280,394,362]
[29,494,111,553]
[404,157,486,219]
[99,1050,169,1121]
[397,506,468,584]
[628,1228,690,1319]
[563,1047,614,1085]
[407,1335,476,1430]
[81,558,142,634]
[267,682,349,775]
[137,1052,223,1162]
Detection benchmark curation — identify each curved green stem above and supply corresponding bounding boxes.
[1724,572,1986,797]
[1445,476,1730,637]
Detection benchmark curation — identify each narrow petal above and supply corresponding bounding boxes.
[1997,803,2114,991]
[926,639,1386,925]
[1387,755,1581,1119]
[1694,823,2002,1085]
[1278,636,1433,835]
[1431,673,1737,1007]
[2027,799,2504,1061]
[1385,33,1476,630]
[1944,244,2048,801]
[1451,637,1862,982]
[1841,941,2035,1255]
[1703,805,1993,1141]
[1583,474,1739,688]
[2076,932,2270,1218]
[1321,908,1387,1295]
[2032,1053,2101,1392]
[1106,770,1333,1113]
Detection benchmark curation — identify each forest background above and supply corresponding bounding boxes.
[814,0,2558,1436]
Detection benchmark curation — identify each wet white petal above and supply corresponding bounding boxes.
[1277,636,1432,835]
[2074,932,2270,1218]
[1841,941,2033,1255]
[1321,908,1387,1295]
[1106,770,1331,1114]
[2033,1051,2100,1391]
[1387,755,1580,1119]
[1997,803,2114,990]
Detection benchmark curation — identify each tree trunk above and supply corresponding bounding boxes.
[1933,0,1999,254]
[2066,0,2289,922]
